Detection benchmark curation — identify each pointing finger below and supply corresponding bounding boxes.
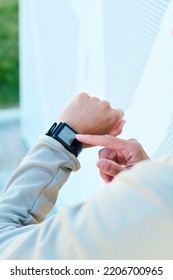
[76,134,127,150]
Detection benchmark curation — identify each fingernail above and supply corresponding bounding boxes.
[76,134,85,139]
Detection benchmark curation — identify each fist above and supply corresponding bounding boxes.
[58,93,124,136]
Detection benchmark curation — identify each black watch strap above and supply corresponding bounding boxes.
[46,122,82,157]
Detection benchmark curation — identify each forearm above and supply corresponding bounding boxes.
[0,135,80,227]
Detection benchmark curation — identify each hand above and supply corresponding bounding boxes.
[76,134,150,182]
[58,93,124,136]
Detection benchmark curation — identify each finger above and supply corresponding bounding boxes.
[109,119,126,137]
[114,108,124,119]
[97,159,125,177]
[99,169,114,183]
[98,148,117,161]
[76,134,127,150]
[98,156,116,182]
[99,148,127,168]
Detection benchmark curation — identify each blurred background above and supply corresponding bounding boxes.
[0,0,173,210]
[0,0,19,108]
[0,0,27,191]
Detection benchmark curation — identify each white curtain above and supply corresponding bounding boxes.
[19,0,173,208]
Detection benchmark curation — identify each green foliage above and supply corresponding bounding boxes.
[0,0,19,108]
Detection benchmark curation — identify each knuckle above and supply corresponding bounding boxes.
[104,134,112,148]
[108,163,117,176]
[79,92,89,99]
[98,148,107,158]
[98,148,113,158]
[129,140,142,152]
[102,100,110,108]
[93,96,100,102]
[112,109,123,120]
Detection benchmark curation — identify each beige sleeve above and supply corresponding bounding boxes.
[1,136,173,260]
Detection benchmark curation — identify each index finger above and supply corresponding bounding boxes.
[76,134,127,150]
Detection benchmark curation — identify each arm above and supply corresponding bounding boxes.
[0,93,124,259]
[0,136,80,225]
[1,145,173,259]
[1,93,173,260]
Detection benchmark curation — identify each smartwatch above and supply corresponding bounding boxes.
[46,122,82,157]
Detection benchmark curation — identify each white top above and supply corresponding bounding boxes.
[0,135,173,259]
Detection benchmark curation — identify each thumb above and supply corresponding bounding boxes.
[97,159,125,177]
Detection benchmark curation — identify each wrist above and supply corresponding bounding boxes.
[46,122,83,157]
[57,119,84,134]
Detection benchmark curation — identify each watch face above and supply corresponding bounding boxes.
[58,126,76,145]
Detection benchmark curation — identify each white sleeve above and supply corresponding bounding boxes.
[0,136,173,259]
[0,135,80,225]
